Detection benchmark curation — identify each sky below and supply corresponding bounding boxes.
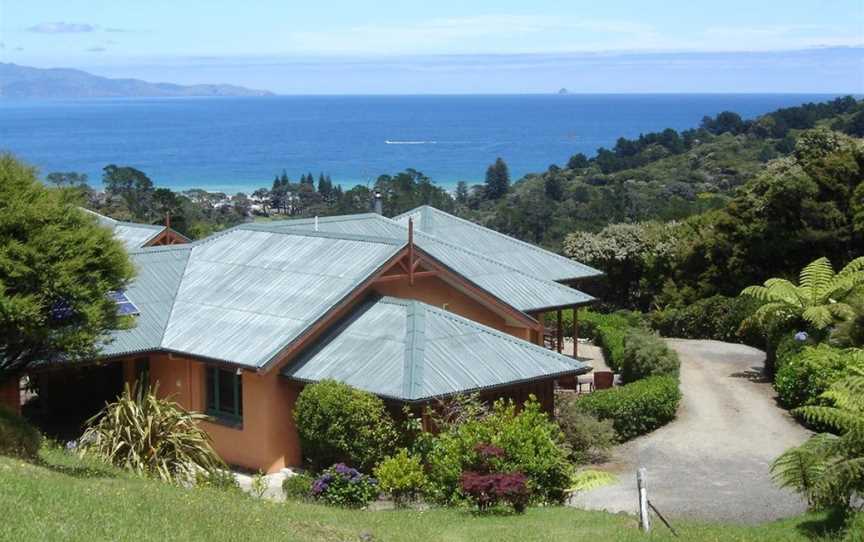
[0,0,862,93]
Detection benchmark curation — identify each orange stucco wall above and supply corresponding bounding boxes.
[125,354,300,473]
[373,274,534,341]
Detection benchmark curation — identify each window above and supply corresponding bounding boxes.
[206,367,243,424]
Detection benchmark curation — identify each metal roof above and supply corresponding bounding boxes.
[97,209,595,371]
[257,214,594,312]
[101,246,191,357]
[393,206,602,282]
[282,297,591,401]
[98,228,402,368]
[80,208,183,250]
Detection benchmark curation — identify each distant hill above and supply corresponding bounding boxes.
[0,63,274,99]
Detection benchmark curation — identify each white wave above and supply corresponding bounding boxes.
[385,140,437,145]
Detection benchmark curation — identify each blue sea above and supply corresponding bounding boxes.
[0,94,843,193]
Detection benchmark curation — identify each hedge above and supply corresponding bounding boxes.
[578,310,644,371]
[619,330,680,383]
[571,376,681,441]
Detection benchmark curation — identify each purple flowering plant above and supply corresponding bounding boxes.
[310,463,379,507]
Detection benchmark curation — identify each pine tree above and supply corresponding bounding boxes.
[484,157,510,200]
[455,181,469,204]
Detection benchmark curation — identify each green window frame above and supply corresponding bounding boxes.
[206,367,243,424]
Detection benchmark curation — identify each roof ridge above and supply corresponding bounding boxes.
[402,300,426,400]
[156,249,193,348]
[239,223,404,245]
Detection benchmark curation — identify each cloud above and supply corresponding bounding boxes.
[27,22,97,34]
[283,15,662,54]
[86,46,107,53]
[104,27,128,33]
[278,14,861,56]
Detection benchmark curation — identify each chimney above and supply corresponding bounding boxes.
[373,190,383,215]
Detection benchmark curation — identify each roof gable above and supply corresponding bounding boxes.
[283,296,590,401]
[257,214,593,312]
[393,206,601,282]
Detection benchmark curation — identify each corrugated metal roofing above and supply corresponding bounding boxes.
[393,206,602,282]
[101,228,402,368]
[80,208,167,250]
[282,297,590,401]
[99,208,595,370]
[257,214,594,312]
[101,246,191,357]
[160,229,402,367]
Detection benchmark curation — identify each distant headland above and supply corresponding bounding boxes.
[0,62,274,99]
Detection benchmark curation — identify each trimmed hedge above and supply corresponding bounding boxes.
[571,376,681,441]
[619,330,680,383]
[0,406,41,460]
[579,310,644,371]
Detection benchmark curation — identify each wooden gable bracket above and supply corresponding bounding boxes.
[373,218,438,284]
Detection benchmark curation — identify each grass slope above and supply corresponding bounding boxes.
[0,447,845,542]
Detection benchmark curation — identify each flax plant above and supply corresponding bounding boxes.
[80,382,225,483]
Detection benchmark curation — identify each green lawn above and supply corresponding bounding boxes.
[0,447,846,542]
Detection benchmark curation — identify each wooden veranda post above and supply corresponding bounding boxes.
[572,306,579,358]
[556,308,563,353]
[408,218,415,285]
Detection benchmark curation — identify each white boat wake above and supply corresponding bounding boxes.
[385,140,437,145]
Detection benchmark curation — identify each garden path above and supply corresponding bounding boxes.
[569,339,812,523]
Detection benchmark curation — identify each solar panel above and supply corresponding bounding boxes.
[109,290,140,316]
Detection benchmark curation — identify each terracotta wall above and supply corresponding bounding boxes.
[0,377,20,414]
[127,354,300,474]
[373,274,532,340]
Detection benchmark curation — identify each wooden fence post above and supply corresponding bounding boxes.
[637,468,651,532]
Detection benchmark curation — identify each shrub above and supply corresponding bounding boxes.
[0,406,41,460]
[774,345,864,409]
[282,472,314,501]
[294,380,397,471]
[572,376,681,441]
[774,333,807,373]
[80,383,224,483]
[373,449,428,506]
[619,330,680,383]
[579,310,645,371]
[310,463,379,507]
[460,471,530,513]
[555,401,617,463]
[649,295,761,345]
[425,398,571,505]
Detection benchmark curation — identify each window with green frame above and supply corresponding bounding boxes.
[206,367,243,424]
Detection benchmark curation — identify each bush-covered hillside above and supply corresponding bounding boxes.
[461,96,864,250]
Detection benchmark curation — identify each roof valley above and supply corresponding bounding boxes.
[402,301,426,400]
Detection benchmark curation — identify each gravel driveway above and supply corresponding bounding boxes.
[569,339,812,523]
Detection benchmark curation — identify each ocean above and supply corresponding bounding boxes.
[0,94,842,193]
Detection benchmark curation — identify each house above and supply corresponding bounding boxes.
[80,208,191,250]
[10,207,601,473]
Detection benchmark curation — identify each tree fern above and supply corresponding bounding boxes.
[774,364,864,510]
[741,256,864,331]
